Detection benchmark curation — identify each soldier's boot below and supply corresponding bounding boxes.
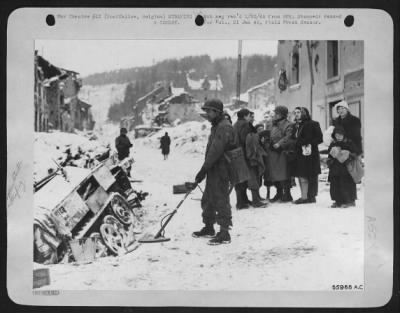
[208,229,231,245]
[192,224,215,238]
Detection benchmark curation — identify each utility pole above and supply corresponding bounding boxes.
[306,40,314,117]
[236,40,242,103]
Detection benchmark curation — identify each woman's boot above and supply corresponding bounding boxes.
[281,187,293,202]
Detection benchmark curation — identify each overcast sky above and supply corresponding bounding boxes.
[35,40,277,77]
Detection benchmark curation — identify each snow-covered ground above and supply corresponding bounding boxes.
[34,120,364,291]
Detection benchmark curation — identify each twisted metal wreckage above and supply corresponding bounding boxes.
[33,153,148,265]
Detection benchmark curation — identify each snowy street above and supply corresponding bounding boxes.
[39,133,364,291]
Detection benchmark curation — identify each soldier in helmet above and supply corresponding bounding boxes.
[191,99,236,245]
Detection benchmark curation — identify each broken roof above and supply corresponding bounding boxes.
[37,54,80,80]
[136,86,166,104]
[37,55,63,79]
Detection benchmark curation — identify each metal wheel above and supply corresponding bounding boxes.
[89,232,108,258]
[99,224,126,256]
[103,215,133,247]
[110,194,135,225]
[103,215,124,230]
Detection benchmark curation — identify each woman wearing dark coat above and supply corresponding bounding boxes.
[333,100,362,154]
[327,125,361,208]
[160,132,171,160]
[259,129,273,200]
[291,107,322,204]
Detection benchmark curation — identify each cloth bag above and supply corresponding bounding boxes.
[346,156,364,184]
[224,147,249,186]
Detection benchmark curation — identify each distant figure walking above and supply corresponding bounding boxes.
[160,132,171,160]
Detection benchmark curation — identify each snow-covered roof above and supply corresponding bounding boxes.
[246,78,275,94]
[136,86,165,104]
[161,92,190,104]
[171,87,186,96]
[232,92,249,103]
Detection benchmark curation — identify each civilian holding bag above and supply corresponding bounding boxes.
[327,125,361,208]
[291,107,322,204]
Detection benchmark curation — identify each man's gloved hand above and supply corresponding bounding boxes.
[185,182,198,190]
[195,167,207,184]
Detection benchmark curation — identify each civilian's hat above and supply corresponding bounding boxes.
[334,100,349,111]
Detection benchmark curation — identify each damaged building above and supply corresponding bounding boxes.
[34,51,95,132]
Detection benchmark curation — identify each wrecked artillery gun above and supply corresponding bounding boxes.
[33,157,148,264]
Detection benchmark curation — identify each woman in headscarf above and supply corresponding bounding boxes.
[333,100,362,154]
[291,107,322,204]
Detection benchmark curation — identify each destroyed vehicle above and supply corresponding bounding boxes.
[34,162,145,264]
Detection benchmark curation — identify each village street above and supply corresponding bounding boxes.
[40,135,364,291]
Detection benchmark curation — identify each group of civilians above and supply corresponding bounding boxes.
[190,99,363,245]
[226,100,362,209]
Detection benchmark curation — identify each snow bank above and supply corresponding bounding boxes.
[135,108,273,155]
[137,121,211,155]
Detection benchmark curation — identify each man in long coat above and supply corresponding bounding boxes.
[192,99,236,245]
[246,124,268,207]
[232,108,252,209]
[268,105,295,202]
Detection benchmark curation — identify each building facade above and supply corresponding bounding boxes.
[247,78,276,110]
[185,73,224,103]
[274,40,364,132]
[34,52,94,132]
